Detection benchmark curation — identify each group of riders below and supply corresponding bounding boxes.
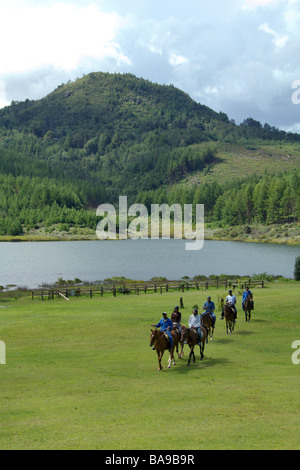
[151,287,254,351]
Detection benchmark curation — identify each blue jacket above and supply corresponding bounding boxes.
[203,301,215,313]
[155,317,173,347]
[242,290,252,302]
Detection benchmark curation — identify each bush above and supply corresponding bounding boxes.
[294,257,300,281]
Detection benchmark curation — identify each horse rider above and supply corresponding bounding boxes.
[152,312,173,351]
[189,308,202,345]
[242,287,254,311]
[171,305,182,336]
[202,296,216,329]
[220,289,237,322]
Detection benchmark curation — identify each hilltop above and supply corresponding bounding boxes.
[0,72,299,239]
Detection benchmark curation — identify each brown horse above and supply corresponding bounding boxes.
[201,313,214,342]
[180,326,207,367]
[224,304,235,335]
[150,329,181,371]
[244,293,253,322]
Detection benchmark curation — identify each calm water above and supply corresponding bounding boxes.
[0,239,299,289]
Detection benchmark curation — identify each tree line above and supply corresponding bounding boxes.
[136,170,300,226]
[0,174,99,236]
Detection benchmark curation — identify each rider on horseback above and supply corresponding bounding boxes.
[152,312,173,351]
[189,308,202,345]
[171,305,182,336]
[220,290,237,322]
[202,296,216,329]
[242,287,254,311]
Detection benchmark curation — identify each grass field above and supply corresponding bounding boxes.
[0,282,299,450]
[183,142,300,186]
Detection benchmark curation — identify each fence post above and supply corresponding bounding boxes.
[113,285,116,297]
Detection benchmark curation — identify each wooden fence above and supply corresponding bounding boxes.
[31,278,264,301]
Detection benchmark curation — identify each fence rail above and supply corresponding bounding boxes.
[31,278,264,301]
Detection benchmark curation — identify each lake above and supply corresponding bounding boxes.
[0,239,299,289]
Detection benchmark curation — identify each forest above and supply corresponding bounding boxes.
[0,72,299,236]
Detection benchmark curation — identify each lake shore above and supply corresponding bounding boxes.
[0,222,299,245]
[0,229,300,245]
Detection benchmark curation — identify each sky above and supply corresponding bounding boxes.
[1,0,300,131]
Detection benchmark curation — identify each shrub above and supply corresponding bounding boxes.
[294,257,300,281]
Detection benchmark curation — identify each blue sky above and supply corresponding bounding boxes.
[1,0,300,131]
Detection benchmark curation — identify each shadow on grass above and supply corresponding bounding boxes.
[171,356,230,374]
[236,330,255,336]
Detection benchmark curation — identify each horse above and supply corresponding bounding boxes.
[180,326,207,367]
[201,313,214,342]
[150,328,181,371]
[224,303,235,335]
[243,293,253,323]
[173,323,185,358]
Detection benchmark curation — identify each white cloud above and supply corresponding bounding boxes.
[243,0,279,9]
[259,22,289,48]
[0,80,9,108]
[0,2,131,76]
[1,0,300,131]
[169,52,189,67]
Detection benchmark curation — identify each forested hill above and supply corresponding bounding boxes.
[0,72,299,238]
[1,72,299,198]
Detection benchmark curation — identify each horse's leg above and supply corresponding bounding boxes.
[187,347,193,366]
[157,350,163,371]
[179,341,184,358]
[200,342,204,360]
[168,352,172,369]
[169,344,176,368]
[176,338,181,360]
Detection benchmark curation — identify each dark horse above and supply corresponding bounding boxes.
[180,326,207,366]
[150,329,181,371]
[224,304,235,335]
[201,313,214,342]
[244,293,253,323]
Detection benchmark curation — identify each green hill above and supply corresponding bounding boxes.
[0,72,299,238]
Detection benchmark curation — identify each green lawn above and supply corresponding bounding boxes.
[0,283,299,450]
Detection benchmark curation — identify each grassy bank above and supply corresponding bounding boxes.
[205,222,300,245]
[0,221,299,244]
[0,282,299,450]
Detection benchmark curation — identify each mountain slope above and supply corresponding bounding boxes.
[0,72,299,238]
[1,71,299,201]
